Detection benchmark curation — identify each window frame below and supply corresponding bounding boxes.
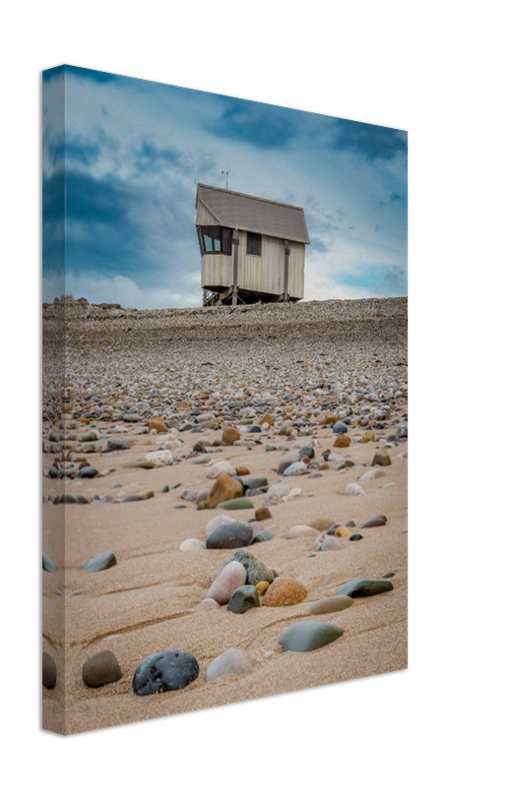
[197,226,233,256]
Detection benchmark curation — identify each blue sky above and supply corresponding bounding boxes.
[43,65,407,308]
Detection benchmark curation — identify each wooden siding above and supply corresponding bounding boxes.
[201,230,305,300]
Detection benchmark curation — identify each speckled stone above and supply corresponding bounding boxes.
[132,650,199,696]
[279,620,344,652]
[263,578,307,606]
[225,549,274,585]
[227,585,260,614]
[307,595,354,615]
[336,579,394,597]
[82,650,122,687]
[205,648,253,682]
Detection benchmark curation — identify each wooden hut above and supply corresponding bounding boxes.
[196,184,310,306]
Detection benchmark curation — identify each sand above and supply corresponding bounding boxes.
[42,297,408,734]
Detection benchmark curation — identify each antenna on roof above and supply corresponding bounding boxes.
[221,170,229,190]
[193,165,197,185]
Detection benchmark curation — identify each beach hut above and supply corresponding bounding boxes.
[195,184,310,306]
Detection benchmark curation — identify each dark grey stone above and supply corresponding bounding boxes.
[349,533,363,541]
[227,585,260,614]
[336,579,394,597]
[333,421,348,434]
[77,495,89,504]
[60,494,76,503]
[247,425,262,433]
[206,521,253,550]
[79,466,98,479]
[280,620,344,652]
[132,649,199,696]
[43,652,56,689]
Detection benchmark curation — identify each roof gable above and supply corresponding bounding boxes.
[196,184,310,244]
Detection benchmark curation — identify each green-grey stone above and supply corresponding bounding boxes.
[42,553,57,573]
[82,650,122,687]
[60,494,76,503]
[122,494,143,502]
[77,495,89,504]
[192,454,211,464]
[227,585,260,614]
[382,571,395,579]
[43,652,57,689]
[244,477,268,491]
[224,549,273,585]
[336,579,394,597]
[217,498,254,510]
[197,501,209,510]
[279,620,344,652]
[122,461,154,469]
[84,551,117,572]
[345,520,355,527]
[81,431,98,442]
[307,595,354,615]
[251,530,275,544]
[79,467,98,478]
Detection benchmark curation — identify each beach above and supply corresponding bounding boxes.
[42,297,408,735]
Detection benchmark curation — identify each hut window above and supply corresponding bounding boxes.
[198,226,232,256]
[246,232,262,257]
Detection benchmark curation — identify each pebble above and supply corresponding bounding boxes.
[382,571,395,578]
[132,649,200,695]
[371,449,392,467]
[205,649,253,682]
[217,497,254,510]
[333,421,348,434]
[336,579,394,597]
[320,537,343,551]
[206,561,247,604]
[79,466,98,479]
[206,460,237,479]
[360,467,385,481]
[285,525,318,539]
[251,530,275,544]
[225,549,274,585]
[84,551,117,572]
[201,598,220,609]
[359,515,387,529]
[255,508,272,522]
[263,578,307,606]
[206,521,253,549]
[283,461,308,476]
[207,473,243,508]
[349,533,363,541]
[344,483,366,496]
[206,514,235,537]
[82,650,122,687]
[222,426,241,446]
[308,517,335,531]
[42,553,57,573]
[122,460,154,470]
[256,580,270,595]
[279,621,344,652]
[334,435,351,448]
[227,585,260,614]
[307,595,354,615]
[180,538,206,552]
[42,652,57,689]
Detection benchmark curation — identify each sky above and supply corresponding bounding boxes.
[42,65,407,308]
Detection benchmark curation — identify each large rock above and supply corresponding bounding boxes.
[225,549,274,585]
[82,650,122,687]
[84,551,117,572]
[207,473,243,509]
[227,585,260,614]
[206,460,237,480]
[132,649,199,696]
[42,652,56,689]
[307,595,354,615]
[206,521,253,549]
[336,579,394,597]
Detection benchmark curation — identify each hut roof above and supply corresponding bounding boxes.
[196,184,310,244]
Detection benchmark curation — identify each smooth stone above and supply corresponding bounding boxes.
[285,525,317,539]
[350,534,363,541]
[336,579,394,597]
[334,435,351,448]
[222,426,241,446]
[82,650,122,687]
[344,482,366,498]
[243,477,268,491]
[382,571,395,579]
[207,561,247,605]
[206,460,237,479]
[247,425,262,433]
[106,439,130,451]
[196,488,211,504]
[42,553,57,573]
[277,452,300,474]
[359,515,387,529]
[309,517,335,532]
[255,507,272,522]
[161,485,169,493]
[225,549,274,585]
[334,526,352,538]
[333,421,348,434]
[251,530,275,544]
[81,431,98,442]
[263,578,307,606]
[122,461,154,469]
[42,652,57,689]
[206,514,235,537]
[132,649,199,696]
[79,466,98,478]
[217,497,254,510]
[207,473,243,509]
[77,495,89,504]
[283,461,308,476]
[256,580,270,595]
[361,430,376,443]
[320,537,344,551]
[360,468,385,481]
[345,520,356,527]
[181,489,198,502]
[201,598,220,609]
[279,620,344,652]
[59,494,76,503]
[307,595,354,614]
[148,418,168,433]
[122,413,141,422]
[192,454,211,464]
[206,521,253,549]
[227,585,260,614]
[205,648,253,682]
[180,538,206,552]
[84,551,117,572]
[299,445,315,459]
[371,449,392,467]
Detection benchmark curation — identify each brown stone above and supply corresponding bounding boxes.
[371,449,392,467]
[255,507,272,522]
[334,435,351,448]
[222,426,240,446]
[207,473,243,509]
[256,581,270,596]
[308,517,335,532]
[148,418,168,433]
[236,466,251,476]
[318,463,330,471]
[263,578,308,607]
[361,430,376,443]
[259,412,274,426]
[334,526,351,538]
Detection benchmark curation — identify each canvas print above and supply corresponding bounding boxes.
[42,66,408,735]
